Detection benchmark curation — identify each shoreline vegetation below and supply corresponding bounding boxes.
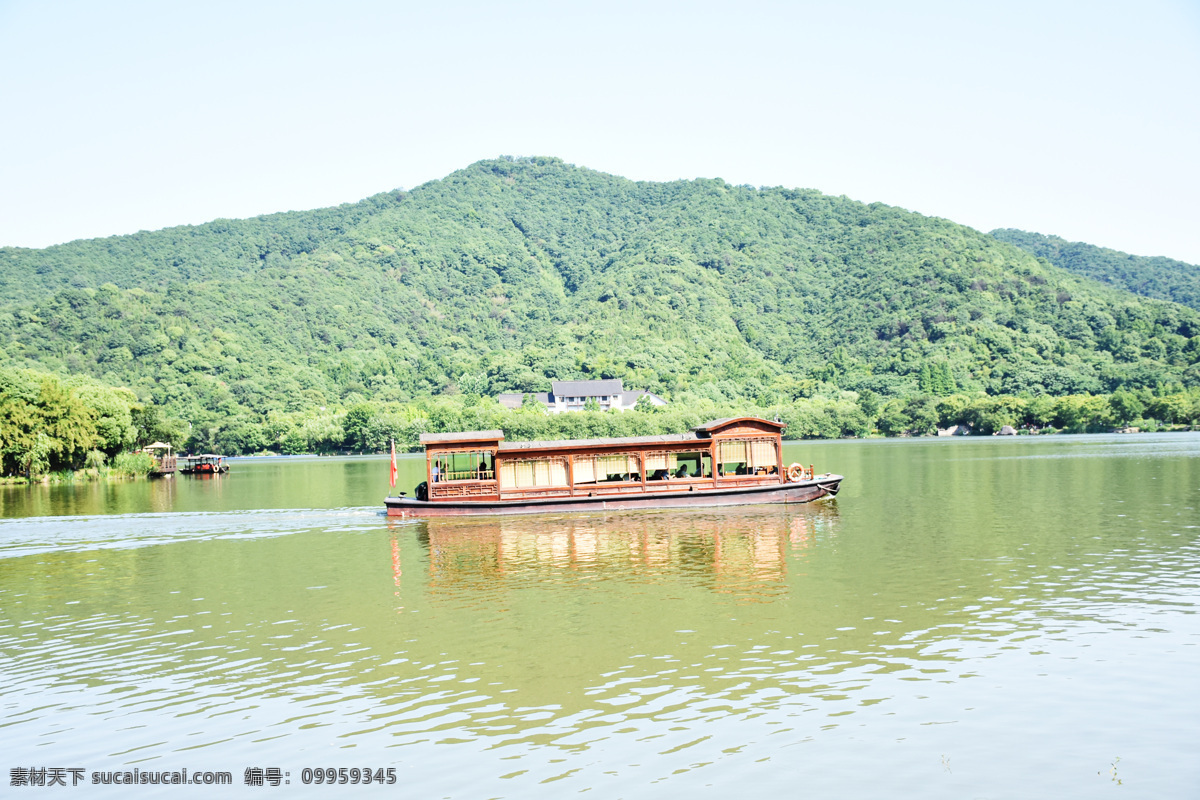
[209,385,1200,457]
[5,356,1198,485]
[0,366,177,484]
[4,395,1195,484]
[0,452,156,486]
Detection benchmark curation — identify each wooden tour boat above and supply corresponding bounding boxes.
[384,417,842,517]
[179,454,230,475]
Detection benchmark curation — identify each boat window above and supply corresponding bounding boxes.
[498,457,569,489]
[675,451,710,478]
[644,451,711,480]
[717,439,777,475]
[573,454,640,484]
[431,451,495,481]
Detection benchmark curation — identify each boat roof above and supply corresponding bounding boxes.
[420,430,506,445]
[694,417,785,433]
[421,417,785,453]
[498,432,705,452]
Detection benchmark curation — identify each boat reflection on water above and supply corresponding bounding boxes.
[405,505,841,602]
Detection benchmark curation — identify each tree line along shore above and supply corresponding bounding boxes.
[4,363,1197,483]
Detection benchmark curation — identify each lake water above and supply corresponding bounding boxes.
[2,435,1198,797]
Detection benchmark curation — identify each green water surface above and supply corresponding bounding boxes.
[2,435,1197,797]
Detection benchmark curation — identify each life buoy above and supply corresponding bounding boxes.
[786,463,805,482]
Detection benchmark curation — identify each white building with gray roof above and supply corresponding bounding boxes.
[497,379,666,413]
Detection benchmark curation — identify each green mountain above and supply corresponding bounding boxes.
[991,228,1200,311]
[2,157,1199,439]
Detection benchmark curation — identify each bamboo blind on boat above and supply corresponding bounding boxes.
[718,439,775,467]
[573,454,640,484]
[644,452,678,471]
[572,457,595,484]
[604,454,639,476]
[717,440,747,464]
[498,457,568,489]
[750,439,775,467]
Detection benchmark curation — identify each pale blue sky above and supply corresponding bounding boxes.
[2,0,1198,262]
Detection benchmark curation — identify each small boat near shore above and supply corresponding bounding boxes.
[179,454,229,475]
[385,417,841,518]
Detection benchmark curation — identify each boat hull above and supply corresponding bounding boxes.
[384,475,842,517]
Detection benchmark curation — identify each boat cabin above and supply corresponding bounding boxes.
[179,454,229,475]
[417,418,799,503]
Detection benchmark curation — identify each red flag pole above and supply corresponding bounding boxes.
[390,438,398,491]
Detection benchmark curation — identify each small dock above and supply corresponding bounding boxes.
[143,442,176,476]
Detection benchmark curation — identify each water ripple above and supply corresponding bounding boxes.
[0,507,401,558]
[3,441,1200,797]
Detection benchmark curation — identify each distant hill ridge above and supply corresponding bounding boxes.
[991,228,1200,311]
[1,156,1198,433]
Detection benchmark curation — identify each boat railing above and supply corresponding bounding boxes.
[716,473,781,488]
[438,469,496,482]
[430,478,499,500]
[646,476,721,492]
[573,477,646,496]
[429,471,786,501]
[499,486,573,500]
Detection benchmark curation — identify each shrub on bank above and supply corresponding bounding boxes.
[110,452,155,478]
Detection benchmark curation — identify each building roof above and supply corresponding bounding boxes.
[498,386,666,409]
[550,379,624,397]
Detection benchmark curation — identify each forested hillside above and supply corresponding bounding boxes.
[992,228,1200,311]
[2,157,1199,454]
